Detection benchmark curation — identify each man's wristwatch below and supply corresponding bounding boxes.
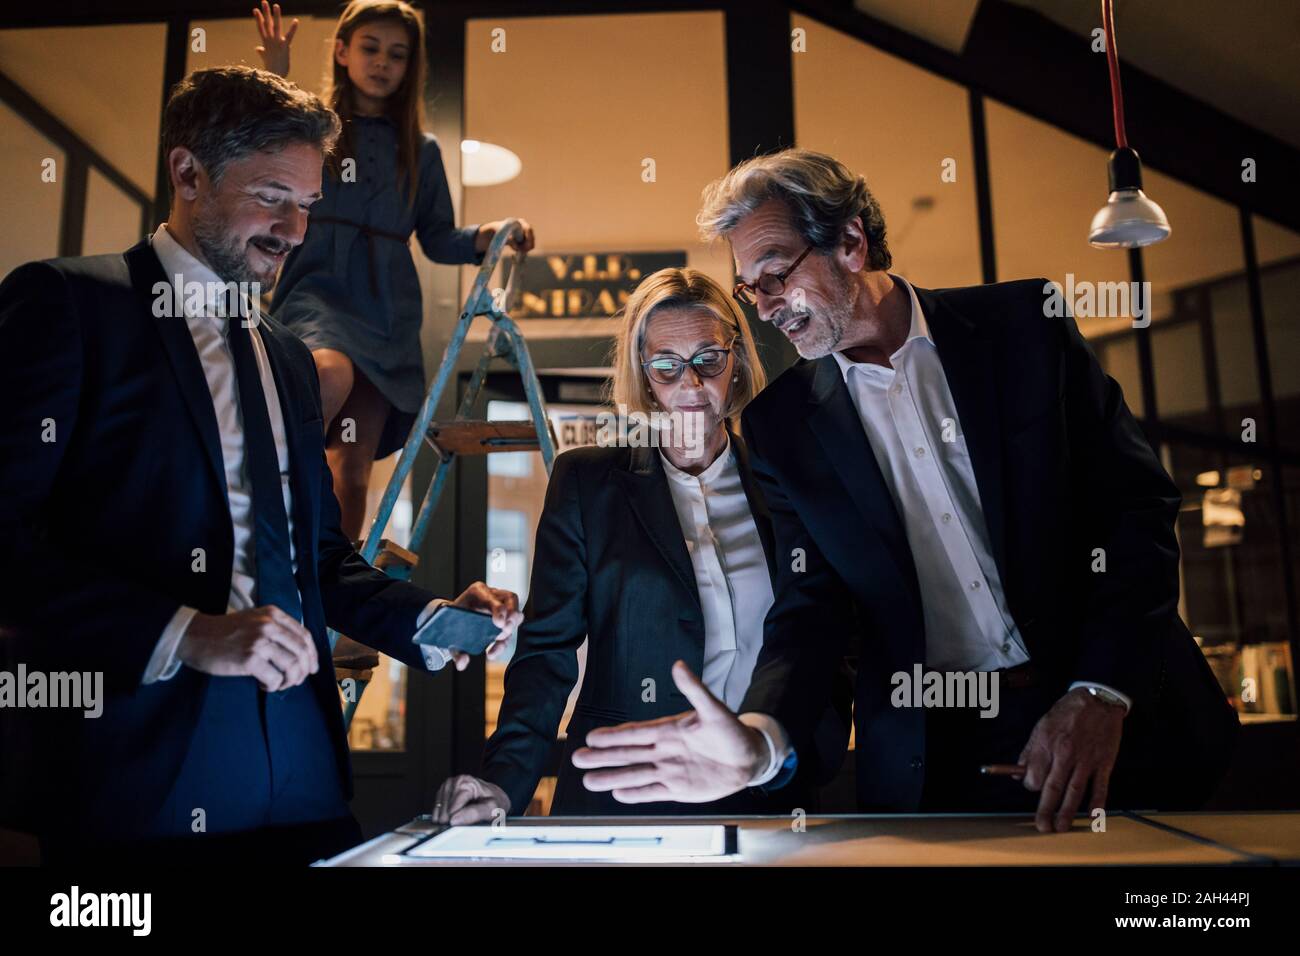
[1081,685,1128,710]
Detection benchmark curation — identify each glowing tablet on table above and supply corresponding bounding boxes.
[406,825,734,862]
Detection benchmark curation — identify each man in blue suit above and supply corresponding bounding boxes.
[0,66,520,864]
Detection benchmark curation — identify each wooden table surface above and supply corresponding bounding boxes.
[1137,813,1300,863]
[317,811,1300,867]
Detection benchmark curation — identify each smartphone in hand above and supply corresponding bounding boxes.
[412,604,501,655]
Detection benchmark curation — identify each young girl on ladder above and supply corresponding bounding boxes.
[253,0,535,541]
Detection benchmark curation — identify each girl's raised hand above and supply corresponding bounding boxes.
[252,1,299,77]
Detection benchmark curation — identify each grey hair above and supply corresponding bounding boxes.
[161,66,341,195]
[696,148,891,271]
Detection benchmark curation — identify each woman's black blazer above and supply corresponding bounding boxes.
[481,430,853,816]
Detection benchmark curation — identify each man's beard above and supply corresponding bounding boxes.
[778,269,858,359]
[192,197,288,290]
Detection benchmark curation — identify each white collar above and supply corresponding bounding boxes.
[658,429,734,485]
[150,223,257,323]
[831,274,931,381]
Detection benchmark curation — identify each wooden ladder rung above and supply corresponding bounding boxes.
[374,538,419,573]
[331,634,380,673]
[426,420,542,456]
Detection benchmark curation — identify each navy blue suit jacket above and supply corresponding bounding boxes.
[738,279,1239,812]
[0,239,436,837]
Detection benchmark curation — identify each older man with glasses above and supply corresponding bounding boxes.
[574,148,1238,831]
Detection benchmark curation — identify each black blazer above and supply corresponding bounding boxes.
[0,240,438,838]
[481,435,853,816]
[738,278,1239,812]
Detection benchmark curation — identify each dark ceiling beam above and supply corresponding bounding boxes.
[0,0,707,27]
[0,2,349,27]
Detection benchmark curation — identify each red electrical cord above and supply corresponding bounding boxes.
[1102,0,1129,148]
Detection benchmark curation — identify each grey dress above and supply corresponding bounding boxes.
[271,115,483,458]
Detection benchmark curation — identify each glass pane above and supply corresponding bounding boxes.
[1093,334,1140,408]
[1151,321,1209,425]
[343,655,408,751]
[1283,467,1300,666]
[1164,443,1295,717]
[985,99,1135,341]
[83,166,144,256]
[1254,217,1300,455]
[0,99,62,277]
[186,16,340,97]
[0,24,164,207]
[343,454,415,752]
[1210,279,1263,431]
[464,12,731,343]
[484,399,604,814]
[792,14,982,288]
[1139,168,1249,437]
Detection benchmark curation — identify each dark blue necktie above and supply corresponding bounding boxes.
[226,314,304,622]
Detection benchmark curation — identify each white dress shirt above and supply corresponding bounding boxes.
[142,224,448,683]
[658,433,774,711]
[745,274,1129,786]
[832,276,1029,673]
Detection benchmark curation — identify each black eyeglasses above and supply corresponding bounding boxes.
[733,244,815,305]
[641,341,735,385]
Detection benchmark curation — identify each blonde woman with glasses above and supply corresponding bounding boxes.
[433,268,850,821]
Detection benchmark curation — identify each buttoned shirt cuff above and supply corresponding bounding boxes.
[416,598,455,672]
[739,713,795,787]
[1068,681,1132,713]
[143,606,198,684]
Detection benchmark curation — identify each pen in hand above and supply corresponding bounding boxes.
[979,763,1027,779]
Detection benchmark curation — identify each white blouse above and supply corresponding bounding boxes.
[658,434,775,710]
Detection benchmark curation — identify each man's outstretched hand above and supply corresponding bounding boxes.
[571,660,770,804]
